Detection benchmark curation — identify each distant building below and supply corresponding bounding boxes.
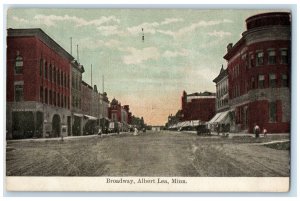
[224,12,291,133]
[71,60,84,136]
[181,91,216,122]
[6,28,73,139]
[208,65,231,129]
[109,98,122,122]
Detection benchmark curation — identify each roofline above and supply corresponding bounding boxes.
[7,28,74,61]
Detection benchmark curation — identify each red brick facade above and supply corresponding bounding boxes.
[224,12,291,133]
[181,91,216,122]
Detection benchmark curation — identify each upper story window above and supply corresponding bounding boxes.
[15,84,24,102]
[268,50,276,65]
[281,49,288,64]
[49,64,52,81]
[251,77,255,89]
[282,74,288,87]
[258,75,265,88]
[15,52,23,74]
[269,73,277,88]
[256,51,264,66]
[44,62,48,79]
[39,59,43,76]
[250,53,255,68]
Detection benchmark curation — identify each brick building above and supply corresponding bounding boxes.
[209,65,231,128]
[181,91,216,122]
[6,28,73,139]
[224,12,291,133]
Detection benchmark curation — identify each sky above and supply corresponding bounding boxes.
[6,8,284,125]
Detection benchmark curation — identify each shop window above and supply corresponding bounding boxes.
[15,54,23,74]
[258,75,265,88]
[269,102,277,122]
[282,74,288,87]
[256,51,264,66]
[281,49,288,64]
[15,84,24,102]
[269,73,277,88]
[268,50,276,64]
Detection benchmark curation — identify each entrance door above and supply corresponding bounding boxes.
[52,114,61,137]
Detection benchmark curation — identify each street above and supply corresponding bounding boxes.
[6,131,290,177]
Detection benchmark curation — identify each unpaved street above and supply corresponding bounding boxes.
[6,131,290,176]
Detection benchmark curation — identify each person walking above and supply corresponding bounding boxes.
[263,128,267,138]
[133,127,138,136]
[254,123,260,138]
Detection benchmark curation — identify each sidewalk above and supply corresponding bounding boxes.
[7,131,132,143]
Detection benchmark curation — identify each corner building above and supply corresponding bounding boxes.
[7,28,73,139]
[224,12,291,133]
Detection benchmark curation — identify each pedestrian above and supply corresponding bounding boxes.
[263,128,267,138]
[254,123,260,138]
[98,127,102,136]
[216,123,220,136]
[133,127,138,136]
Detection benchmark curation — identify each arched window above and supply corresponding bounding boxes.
[15,53,23,74]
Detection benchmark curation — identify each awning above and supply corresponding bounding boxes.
[208,113,222,124]
[84,115,97,120]
[208,111,229,124]
[73,113,83,117]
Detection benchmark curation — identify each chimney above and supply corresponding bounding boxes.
[227,43,233,52]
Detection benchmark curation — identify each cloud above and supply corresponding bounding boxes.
[12,16,29,23]
[157,19,233,39]
[97,25,126,36]
[78,38,122,49]
[122,47,160,65]
[127,22,160,35]
[161,18,184,25]
[208,30,232,38]
[33,14,120,27]
[162,49,189,58]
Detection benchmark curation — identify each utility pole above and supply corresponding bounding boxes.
[91,64,93,87]
[76,44,79,62]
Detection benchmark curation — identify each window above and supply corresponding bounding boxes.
[40,59,43,76]
[269,73,277,88]
[281,49,288,64]
[268,50,276,64]
[54,69,56,83]
[49,90,52,105]
[282,74,288,87]
[58,94,60,107]
[250,54,255,67]
[251,77,255,89]
[45,88,48,104]
[256,52,264,66]
[15,55,23,74]
[269,102,277,122]
[54,92,56,106]
[40,87,43,102]
[44,62,48,79]
[258,75,265,88]
[49,65,52,81]
[15,85,24,101]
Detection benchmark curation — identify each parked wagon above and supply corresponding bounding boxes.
[196,124,211,136]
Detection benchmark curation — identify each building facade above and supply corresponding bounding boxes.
[208,65,231,130]
[181,91,216,122]
[7,28,73,139]
[224,12,291,133]
[71,60,84,136]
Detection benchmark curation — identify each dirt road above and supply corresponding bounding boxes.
[6,131,290,176]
